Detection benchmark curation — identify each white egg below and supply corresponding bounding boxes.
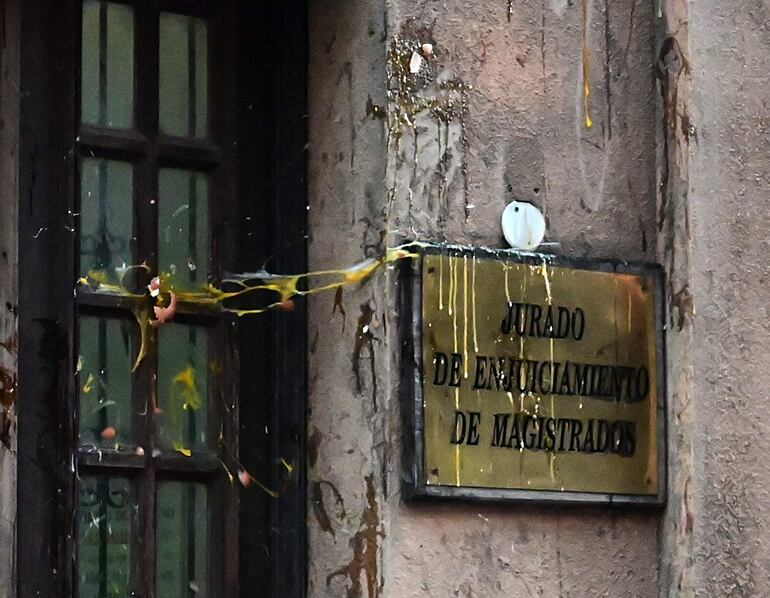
[501,201,546,250]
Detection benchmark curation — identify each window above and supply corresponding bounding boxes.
[75,2,233,596]
[17,1,307,597]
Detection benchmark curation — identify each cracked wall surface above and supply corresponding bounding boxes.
[308,0,660,595]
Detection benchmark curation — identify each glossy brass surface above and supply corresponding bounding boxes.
[421,253,659,496]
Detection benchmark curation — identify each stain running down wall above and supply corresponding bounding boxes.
[308,0,658,596]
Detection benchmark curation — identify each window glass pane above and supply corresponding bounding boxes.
[159,13,208,137]
[81,0,135,128]
[157,324,209,453]
[158,169,209,291]
[77,476,136,598]
[156,482,209,598]
[80,158,134,283]
[81,1,100,125]
[78,317,134,448]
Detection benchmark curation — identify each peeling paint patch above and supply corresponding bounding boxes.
[311,479,347,539]
[656,36,692,233]
[311,482,335,537]
[334,286,347,333]
[310,328,320,354]
[0,332,17,450]
[352,303,378,411]
[0,331,17,354]
[0,332,17,411]
[0,365,15,410]
[308,426,322,468]
[0,410,10,450]
[365,95,387,120]
[326,475,383,598]
[672,285,693,331]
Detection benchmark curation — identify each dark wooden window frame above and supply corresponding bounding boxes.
[17,1,308,596]
[75,2,238,596]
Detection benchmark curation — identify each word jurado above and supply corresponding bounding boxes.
[501,301,585,340]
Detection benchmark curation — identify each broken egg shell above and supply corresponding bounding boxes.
[148,276,161,297]
[238,470,252,487]
[151,291,178,327]
[101,426,117,440]
[276,299,295,312]
[409,51,423,74]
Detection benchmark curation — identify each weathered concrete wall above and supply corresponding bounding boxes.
[0,0,19,595]
[656,1,694,594]
[655,0,770,594]
[308,0,661,595]
[665,0,770,595]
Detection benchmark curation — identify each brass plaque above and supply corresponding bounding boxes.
[404,247,664,503]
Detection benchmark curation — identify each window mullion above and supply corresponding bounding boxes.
[134,4,160,598]
[135,0,159,274]
[209,4,240,595]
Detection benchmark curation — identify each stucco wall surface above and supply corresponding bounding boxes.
[686,1,770,596]
[307,0,661,596]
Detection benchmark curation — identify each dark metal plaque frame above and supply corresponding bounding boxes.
[398,243,667,506]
